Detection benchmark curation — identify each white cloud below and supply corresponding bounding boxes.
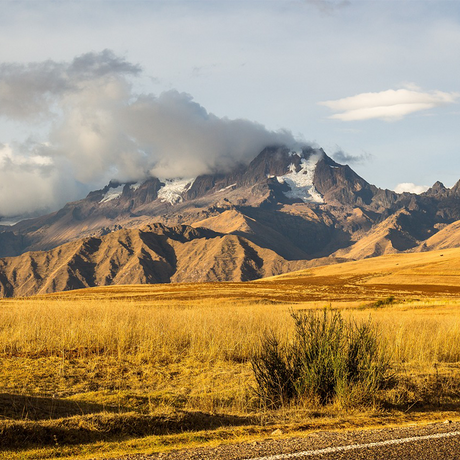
[0,143,82,217]
[319,86,460,121]
[121,91,295,178]
[394,182,429,195]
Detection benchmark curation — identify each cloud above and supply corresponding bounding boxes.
[0,50,140,121]
[332,149,371,164]
[68,49,141,79]
[0,143,84,217]
[394,182,429,194]
[0,51,297,217]
[121,91,295,178]
[303,0,350,14]
[319,86,460,121]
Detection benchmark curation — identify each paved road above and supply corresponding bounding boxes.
[244,431,460,459]
[109,421,460,460]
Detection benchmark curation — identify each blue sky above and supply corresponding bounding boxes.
[0,0,459,217]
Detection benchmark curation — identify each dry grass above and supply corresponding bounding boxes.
[3,293,460,365]
[351,301,460,364]
[0,297,295,363]
[2,276,460,457]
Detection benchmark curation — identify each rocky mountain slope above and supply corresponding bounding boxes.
[0,146,395,257]
[1,144,460,297]
[0,224,310,297]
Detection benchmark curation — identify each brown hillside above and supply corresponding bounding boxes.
[332,209,419,260]
[3,145,460,299]
[268,246,460,298]
[191,209,309,260]
[0,224,308,298]
[415,220,460,252]
[37,246,460,305]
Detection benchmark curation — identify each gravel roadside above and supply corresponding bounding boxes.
[99,421,460,460]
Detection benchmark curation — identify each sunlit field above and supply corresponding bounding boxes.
[3,249,460,459]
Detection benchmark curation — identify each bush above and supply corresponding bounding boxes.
[252,309,390,408]
[370,296,395,308]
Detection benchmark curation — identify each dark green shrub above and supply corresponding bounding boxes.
[291,309,344,404]
[252,309,390,408]
[251,332,297,408]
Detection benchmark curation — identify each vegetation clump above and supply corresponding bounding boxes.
[370,296,396,308]
[252,309,390,408]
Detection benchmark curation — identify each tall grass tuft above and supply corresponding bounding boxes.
[251,332,297,408]
[252,309,390,408]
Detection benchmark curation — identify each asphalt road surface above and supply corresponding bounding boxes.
[109,421,460,460]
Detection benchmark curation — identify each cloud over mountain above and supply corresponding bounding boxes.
[394,182,429,194]
[0,51,296,217]
[332,149,371,164]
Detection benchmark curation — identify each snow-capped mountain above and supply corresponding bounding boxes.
[2,144,460,296]
[75,145,375,214]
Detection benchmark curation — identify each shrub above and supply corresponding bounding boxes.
[371,296,395,308]
[251,331,297,408]
[252,309,390,408]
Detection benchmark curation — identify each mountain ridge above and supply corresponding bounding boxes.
[0,223,311,297]
[2,144,460,297]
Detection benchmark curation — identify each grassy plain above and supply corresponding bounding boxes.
[2,247,460,458]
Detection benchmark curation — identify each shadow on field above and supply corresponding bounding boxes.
[0,404,258,450]
[0,392,119,421]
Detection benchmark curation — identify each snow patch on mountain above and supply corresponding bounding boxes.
[130,182,142,191]
[158,178,195,205]
[217,183,236,193]
[100,185,125,203]
[288,148,302,157]
[277,152,324,203]
[0,217,23,226]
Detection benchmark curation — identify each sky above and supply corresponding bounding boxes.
[0,0,459,218]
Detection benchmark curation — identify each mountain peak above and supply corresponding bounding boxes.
[0,144,424,263]
[425,180,448,196]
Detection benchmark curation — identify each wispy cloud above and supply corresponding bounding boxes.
[319,86,460,121]
[303,0,350,14]
[332,148,371,165]
[0,50,140,120]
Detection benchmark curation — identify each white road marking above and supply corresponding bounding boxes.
[245,430,460,460]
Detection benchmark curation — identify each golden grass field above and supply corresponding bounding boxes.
[3,247,460,459]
